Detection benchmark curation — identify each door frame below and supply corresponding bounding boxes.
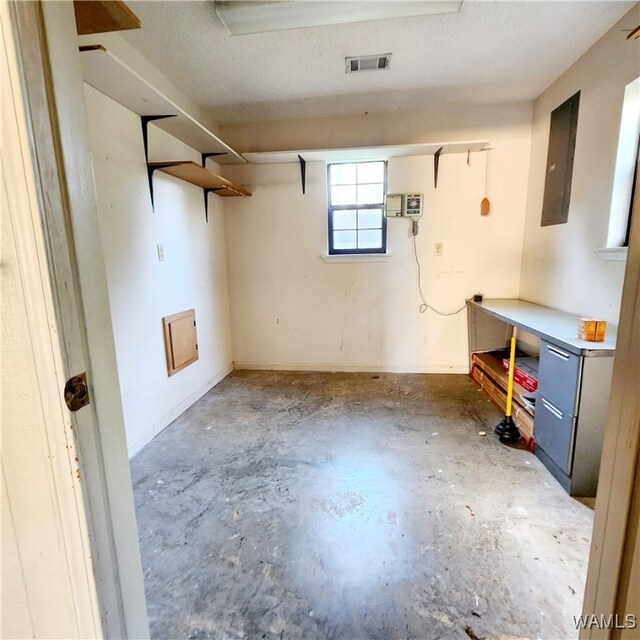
[7,2,148,637]
[581,160,640,637]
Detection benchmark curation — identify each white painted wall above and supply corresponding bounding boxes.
[84,85,234,457]
[519,6,640,325]
[222,105,531,372]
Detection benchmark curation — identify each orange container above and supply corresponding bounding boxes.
[578,318,597,341]
[594,320,607,342]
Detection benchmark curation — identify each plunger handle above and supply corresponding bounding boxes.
[505,326,518,417]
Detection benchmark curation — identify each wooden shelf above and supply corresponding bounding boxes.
[242,141,489,164]
[149,162,251,197]
[74,1,141,35]
[79,44,246,164]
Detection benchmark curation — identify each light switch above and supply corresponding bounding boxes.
[157,244,165,261]
[434,243,443,256]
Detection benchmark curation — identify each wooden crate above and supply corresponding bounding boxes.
[471,355,535,448]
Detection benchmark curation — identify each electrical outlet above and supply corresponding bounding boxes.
[434,242,443,256]
[157,244,165,261]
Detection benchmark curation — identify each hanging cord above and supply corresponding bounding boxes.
[411,227,475,316]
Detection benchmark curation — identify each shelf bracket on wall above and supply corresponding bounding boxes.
[202,152,227,166]
[202,153,230,222]
[141,115,176,211]
[203,188,226,222]
[434,146,443,189]
[146,161,181,212]
[298,154,306,194]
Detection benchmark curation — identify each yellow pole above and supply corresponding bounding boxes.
[505,326,518,417]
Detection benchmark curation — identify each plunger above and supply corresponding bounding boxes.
[495,326,521,443]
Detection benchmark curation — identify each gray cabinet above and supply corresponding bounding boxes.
[535,345,614,496]
[468,299,616,497]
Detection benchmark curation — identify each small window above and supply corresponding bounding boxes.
[608,77,640,248]
[328,161,387,254]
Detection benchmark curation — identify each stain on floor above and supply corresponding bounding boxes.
[130,372,594,639]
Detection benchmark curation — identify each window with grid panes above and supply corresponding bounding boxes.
[328,161,387,254]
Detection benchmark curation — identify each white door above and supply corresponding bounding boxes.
[1,4,101,635]
[1,2,148,637]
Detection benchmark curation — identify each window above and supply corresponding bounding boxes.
[608,77,640,249]
[328,161,387,254]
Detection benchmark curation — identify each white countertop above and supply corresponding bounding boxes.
[472,299,617,355]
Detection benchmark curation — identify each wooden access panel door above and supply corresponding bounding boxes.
[163,309,198,376]
[541,91,580,226]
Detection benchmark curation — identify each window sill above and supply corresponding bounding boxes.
[595,247,628,262]
[320,253,392,263]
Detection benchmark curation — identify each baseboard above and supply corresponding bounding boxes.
[233,362,470,374]
[127,362,233,459]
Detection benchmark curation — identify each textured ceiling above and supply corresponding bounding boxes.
[122,1,635,124]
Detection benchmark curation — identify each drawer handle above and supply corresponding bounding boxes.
[546,344,570,361]
[542,398,564,420]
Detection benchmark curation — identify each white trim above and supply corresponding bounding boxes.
[234,362,469,374]
[128,362,234,458]
[320,253,393,263]
[595,246,628,262]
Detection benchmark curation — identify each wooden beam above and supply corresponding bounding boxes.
[73,1,141,35]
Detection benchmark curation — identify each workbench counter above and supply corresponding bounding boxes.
[471,298,617,356]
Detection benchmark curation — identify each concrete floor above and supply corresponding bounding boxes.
[131,372,595,640]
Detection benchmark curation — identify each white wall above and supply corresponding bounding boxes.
[222,104,531,372]
[519,6,640,325]
[84,85,234,457]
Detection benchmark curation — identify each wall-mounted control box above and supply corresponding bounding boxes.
[385,193,423,219]
[404,194,423,219]
[385,193,404,217]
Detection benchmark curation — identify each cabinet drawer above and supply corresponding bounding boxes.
[535,394,576,474]
[538,340,582,414]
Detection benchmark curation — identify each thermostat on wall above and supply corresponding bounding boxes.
[385,193,423,219]
[404,194,423,219]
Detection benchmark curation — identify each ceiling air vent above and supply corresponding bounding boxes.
[346,53,392,74]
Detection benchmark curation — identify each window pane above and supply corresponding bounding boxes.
[358,209,382,229]
[357,162,385,184]
[358,229,383,249]
[333,230,357,250]
[333,210,357,230]
[357,183,384,205]
[330,163,356,185]
[331,185,356,205]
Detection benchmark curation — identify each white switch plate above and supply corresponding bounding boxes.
[157,244,165,261]
[434,242,443,256]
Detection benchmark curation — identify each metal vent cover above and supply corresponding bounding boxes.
[346,53,392,74]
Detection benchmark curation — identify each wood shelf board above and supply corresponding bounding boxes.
[472,351,535,414]
[74,1,141,35]
[150,162,251,197]
[240,141,489,165]
[79,45,246,164]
